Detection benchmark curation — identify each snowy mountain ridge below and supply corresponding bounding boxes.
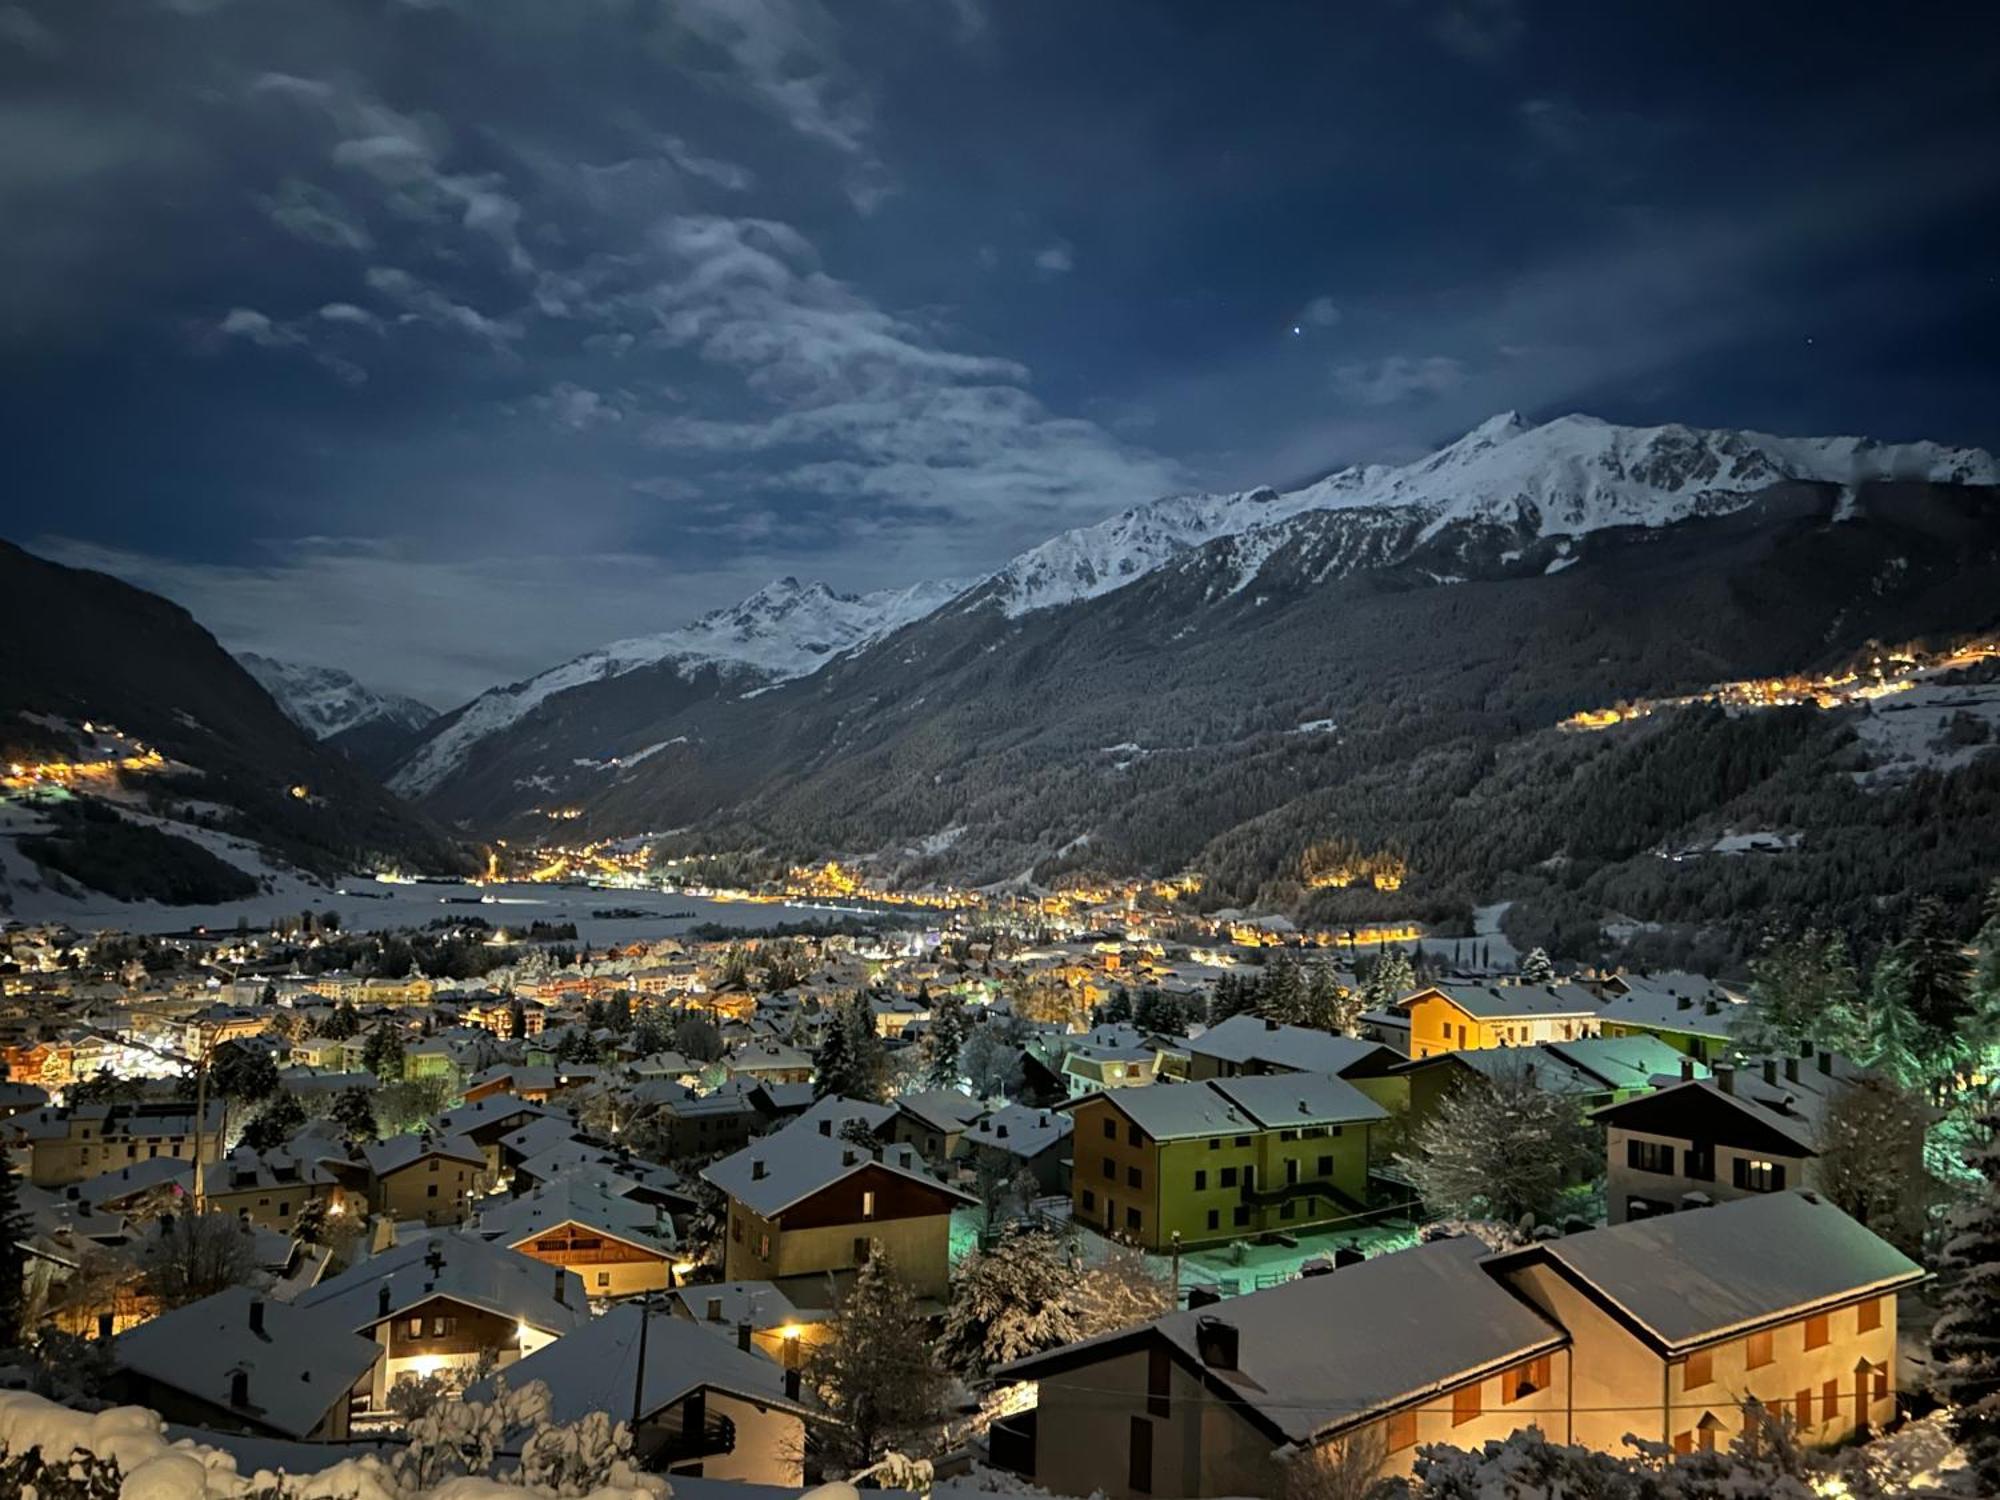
[389,574,971,798]
[237,653,438,741]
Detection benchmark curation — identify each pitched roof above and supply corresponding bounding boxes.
[1004,1238,1563,1443]
[362,1131,484,1176]
[895,1089,986,1133]
[1074,1075,1387,1142]
[667,1279,830,1331]
[961,1103,1072,1160]
[294,1231,589,1337]
[1490,1191,1924,1351]
[1399,982,1602,1020]
[702,1120,973,1218]
[1183,1015,1401,1075]
[114,1287,380,1440]
[476,1167,677,1255]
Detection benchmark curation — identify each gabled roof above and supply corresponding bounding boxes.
[362,1131,484,1176]
[114,1287,380,1439]
[295,1231,590,1337]
[1592,973,1748,1037]
[484,1301,814,1426]
[1591,1056,1863,1155]
[1069,1075,1386,1142]
[1183,1015,1402,1076]
[1488,1191,1924,1353]
[496,1115,586,1162]
[961,1103,1071,1160]
[703,1120,974,1219]
[477,1167,677,1256]
[1398,982,1601,1020]
[1004,1238,1564,1443]
[667,1279,829,1331]
[895,1089,986,1134]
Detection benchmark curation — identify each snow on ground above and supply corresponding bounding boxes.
[1707,828,1804,854]
[1410,899,1520,970]
[1850,684,2000,785]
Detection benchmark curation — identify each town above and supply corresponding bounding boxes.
[0,879,1995,1500]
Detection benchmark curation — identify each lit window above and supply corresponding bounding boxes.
[861,1189,877,1220]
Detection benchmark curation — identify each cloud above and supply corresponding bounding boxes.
[1298,294,1341,328]
[1332,354,1467,407]
[218,306,301,348]
[532,382,625,431]
[1426,0,1524,63]
[1033,242,1074,275]
[659,136,757,193]
[260,177,373,251]
[364,265,521,346]
[0,5,60,55]
[665,0,871,157]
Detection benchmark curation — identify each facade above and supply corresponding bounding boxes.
[21,1100,225,1187]
[1395,983,1603,1059]
[1066,1074,1386,1251]
[363,1133,485,1226]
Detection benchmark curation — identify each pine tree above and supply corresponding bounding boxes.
[923,988,968,1090]
[1905,894,1974,1035]
[1933,1099,2000,1494]
[1207,974,1255,1024]
[1518,947,1556,985]
[809,1247,950,1472]
[1363,949,1417,1009]
[1742,928,1862,1056]
[1396,1062,1598,1227]
[812,1006,853,1100]
[1100,986,1135,1024]
[0,1126,29,1349]
[1256,956,1306,1025]
[240,1090,308,1152]
[1854,947,1929,1090]
[331,1084,380,1143]
[936,1227,1085,1382]
[361,1026,407,1083]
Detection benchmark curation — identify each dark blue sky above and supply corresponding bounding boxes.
[4,0,1998,705]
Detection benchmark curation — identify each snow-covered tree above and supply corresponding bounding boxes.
[809,1245,951,1473]
[329,1083,379,1143]
[1905,894,1974,1037]
[518,1407,656,1497]
[961,1014,1027,1101]
[1517,947,1556,986]
[815,994,887,1103]
[1814,1077,1931,1256]
[1072,1237,1174,1338]
[924,987,968,1089]
[1256,957,1307,1025]
[139,1212,260,1310]
[937,1228,1085,1382]
[1740,927,1862,1056]
[1933,1098,2000,1495]
[1396,1062,1598,1227]
[238,1091,306,1152]
[1853,946,1931,1090]
[0,1118,27,1350]
[1207,973,1257,1024]
[1281,1427,1386,1500]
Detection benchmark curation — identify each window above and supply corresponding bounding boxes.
[1233,1136,1250,1148]
[1627,1139,1676,1175]
[1102,1158,1115,1180]
[1857,1298,1882,1333]
[1285,1159,1300,1186]
[1207,1138,1220,1151]
[1733,1157,1785,1192]
[1804,1314,1830,1351]
[1220,1167,1238,1187]
[1795,1389,1813,1428]
[1194,1170,1208,1191]
[1451,1382,1482,1426]
[1127,1165,1142,1189]
[1502,1355,1550,1403]
[1280,1200,1296,1220]
[1683,1351,1713,1391]
[1083,1189,1097,1212]
[1872,1364,1889,1402]
[1128,1417,1153,1495]
[1206,1209,1220,1230]
[1317,1155,1333,1176]
[1822,1379,1839,1421]
[1385,1410,1418,1453]
[1233,1206,1249,1227]
[431,1315,454,1337]
[861,1189,877,1220]
[427,1184,438,1198]
[1683,1144,1715,1181]
[731,1215,743,1243]
[1104,1118,1117,1139]
[1746,1330,1774,1369]
[1147,1345,1171,1417]
[1125,1206,1141,1232]
[851,1237,868,1263]
[597,1272,611,1288]
[407,1317,424,1338]
[1128,1124,1142,1148]
[1280,1130,1298,1142]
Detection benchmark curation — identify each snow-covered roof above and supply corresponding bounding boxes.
[1183,1015,1402,1075]
[1399,982,1602,1020]
[1004,1238,1563,1442]
[894,1088,986,1133]
[496,1115,586,1161]
[703,1119,972,1219]
[667,1279,830,1332]
[114,1287,380,1440]
[961,1103,1071,1160]
[1493,1191,1923,1351]
[475,1167,676,1255]
[294,1231,589,1336]
[1073,1075,1386,1142]
[481,1300,814,1426]
[361,1131,484,1176]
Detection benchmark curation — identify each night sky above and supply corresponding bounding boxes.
[5,1,1998,706]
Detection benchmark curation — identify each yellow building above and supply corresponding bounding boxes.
[1395,983,1602,1059]
[478,1170,680,1301]
[362,1132,484,1227]
[1066,1075,1387,1251]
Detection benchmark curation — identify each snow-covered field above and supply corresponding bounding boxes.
[1851,683,2000,785]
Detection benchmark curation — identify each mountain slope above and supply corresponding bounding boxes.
[390,575,971,800]
[238,653,438,742]
[0,542,469,902]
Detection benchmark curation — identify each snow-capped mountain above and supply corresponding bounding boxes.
[389,575,971,798]
[975,412,1997,616]
[238,653,438,741]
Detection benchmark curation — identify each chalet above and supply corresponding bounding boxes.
[1065,1075,1387,1251]
[111,1288,379,1441]
[1058,1024,1169,1095]
[957,1102,1073,1195]
[476,1166,680,1300]
[892,1088,986,1163]
[491,1301,814,1485]
[1003,1192,1920,1497]
[362,1131,484,1226]
[703,1119,973,1300]
[1593,1051,1880,1223]
[1392,983,1602,1059]
[633,1079,762,1159]
[294,1232,588,1410]
[432,1091,557,1174]
[722,1039,815,1086]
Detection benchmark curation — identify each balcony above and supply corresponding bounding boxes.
[644,1408,737,1467]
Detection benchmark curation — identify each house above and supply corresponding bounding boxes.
[193,1140,353,1232]
[1593,1051,1878,1224]
[1589,972,1751,1062]
[1392,983,1603,1059]
[668,1279,833,1368]
[110,1287,379,1441]
[1178,1016,1407,1109]
[293,1231,589,1410]
[1003,1236,1568,1497]
[1002,1192,1921,1497]
[722,1040,815,1086]
[632,1080,762,1159]
[20,1100,226,1187]
[957,1103,1073,1196]
[476,1166,680,1300]
[891,1089,987,1164]
[1065,1074,1387,1251]
[1393,1035,1699,1132]
[1486,1190,1921,1453]
[703,1120,973,1300]
[1058,1025,1168,1095]
[432,1092,556,1174]
[488,1300,814,1485]
[361,1131,485,1226]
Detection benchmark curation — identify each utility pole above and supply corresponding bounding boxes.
[1170,1230,1182,1307]
[630,1292,651,1429]
[190,1033,214,1214]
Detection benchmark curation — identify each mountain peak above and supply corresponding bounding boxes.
[237,653,438,741]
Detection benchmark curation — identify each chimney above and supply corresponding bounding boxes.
[248,1298,265,1336]
[841,1148,856,1167]
[553,1267,568,1307]
[230,1368,249,1409]
[1194,1316,1239,1371]
[1818,1051,1833,1075]
[1262,1017,1278,1031]
[1676,994,1691,1011]
[377,1283,392,1318]
[1784,1057,1800,1084]
[784,1367,802,1401]
[818,1120,831,1136]
[96,1311,114,1342]
[1715,1065,1734,1096]
[1186,1286,1221,1311]
[751,1159,767,1181]
[1679,1058,1695,1082]
[737,1320,753,1352]
[706,1297,724,1322]
[1762,1060,1778,1086]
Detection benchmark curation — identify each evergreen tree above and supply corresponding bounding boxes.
[1396,1062,1599,1227]
[1854,947,1929,1089]
[936,1228,1084,1382]
[815,994,888,1102]
[1905,894,1974,1035]
[330,1084,379,1143]
[0,1117,29,1349]
[1208,973,1256,1024]
[362,1026,407,1083]
[1518,947,1556,985]
[808,1247,950,1472]
[1933,1099,2000,1495]
[239,1090,308,1152]
[321,1002,361,1040]
[923,988,968,1090]
[1256,956,1306,1025]
[1363,949,1418,1010]
[1100,985,1135,1024]
[1741,928,1862,1056]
